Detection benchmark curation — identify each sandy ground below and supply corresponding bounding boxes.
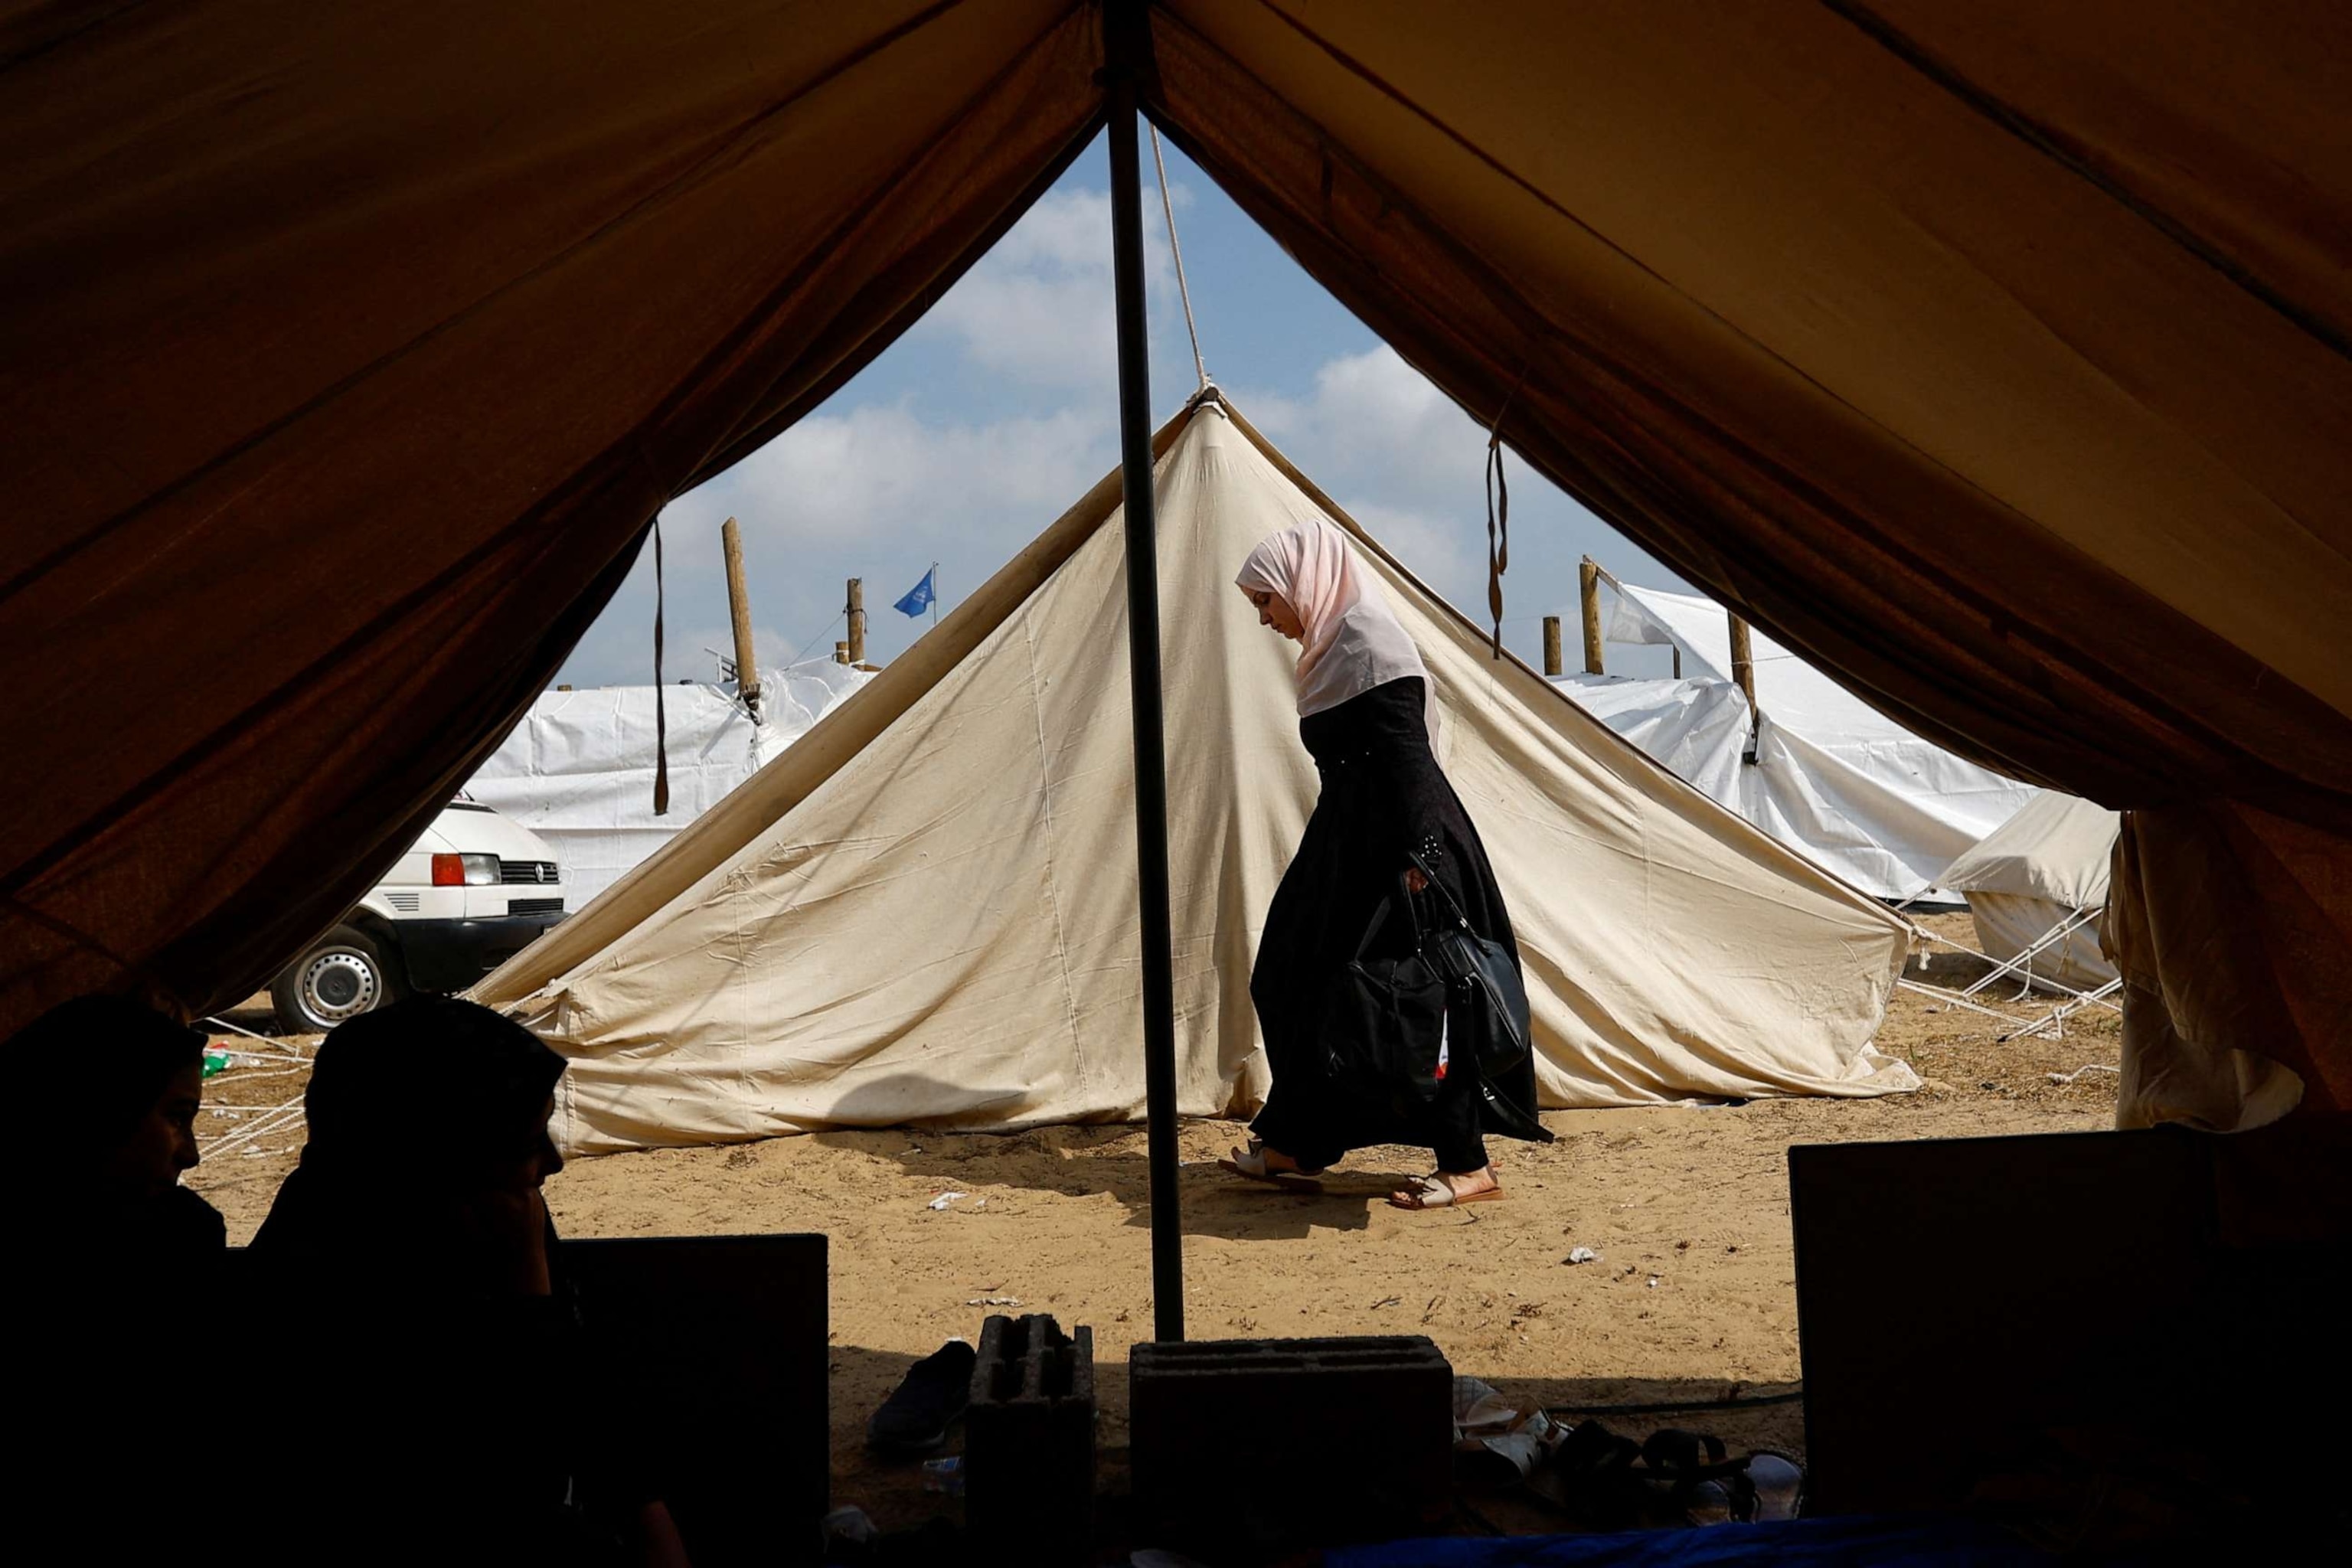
[191,913,2121,1540]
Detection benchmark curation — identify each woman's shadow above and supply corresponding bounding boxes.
[813,1073,1401,1240]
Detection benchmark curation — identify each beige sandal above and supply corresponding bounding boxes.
[1219,1142,1326,1191]
[1388,1171,1505,1210]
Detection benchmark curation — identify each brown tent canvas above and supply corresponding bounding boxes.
[2,2,2344,1121]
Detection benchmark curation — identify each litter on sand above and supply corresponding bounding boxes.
[926,1192,967,1211]
[1565,1246,1599,1265]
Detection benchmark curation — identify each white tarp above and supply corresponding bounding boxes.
[1939,793,2123,991]
[475,400,1915,1156]
[466,664,867,906]
[1567,583,2045,901]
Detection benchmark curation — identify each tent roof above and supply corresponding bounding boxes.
[481,397,1914,1152]
[1940,794,2123,910]
[2,3,2346,1083]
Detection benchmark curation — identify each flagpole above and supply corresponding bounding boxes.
[932,562,939,627]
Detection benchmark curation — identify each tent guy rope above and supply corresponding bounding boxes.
[1148,124,1210,394]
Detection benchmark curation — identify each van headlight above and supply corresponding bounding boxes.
[431,852,502,887]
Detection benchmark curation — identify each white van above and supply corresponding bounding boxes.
[270,798,569,1031]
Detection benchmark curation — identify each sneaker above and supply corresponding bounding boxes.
[865,1340,977,1455]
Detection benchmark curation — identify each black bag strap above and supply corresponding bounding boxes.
[1407,849,1474,930]
[1351,874,1426,961]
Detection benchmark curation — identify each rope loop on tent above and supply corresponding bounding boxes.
[1149,123,1210,394]
[652,516,669,817]
[1482,371,1527,658]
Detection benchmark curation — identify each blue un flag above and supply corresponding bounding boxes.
[893,567,936,617]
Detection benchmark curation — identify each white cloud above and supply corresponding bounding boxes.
[675,401,1108,550]
[913,188,1182,391]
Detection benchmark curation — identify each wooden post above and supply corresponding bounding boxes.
[834,640,849,665]
[846,577,867,665]
[1541,616,1563,678]
[720,517,760,716]
[1578,558,1605,675]
[1728,612,1757,714]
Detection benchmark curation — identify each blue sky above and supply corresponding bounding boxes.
[556,132,1689,688]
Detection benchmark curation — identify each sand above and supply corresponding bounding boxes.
[189,912,2120,1531]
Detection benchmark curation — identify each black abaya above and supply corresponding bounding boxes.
[1250,676,1550,1170]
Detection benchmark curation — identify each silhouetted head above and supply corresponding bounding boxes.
[15,996,209,1202]
[305,995,567,1190]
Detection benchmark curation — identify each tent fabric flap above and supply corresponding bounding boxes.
[1146,0,2352,815]
[498,404,1914,1157]
[0,0,1100,1035]
[2106,802,2350,1131]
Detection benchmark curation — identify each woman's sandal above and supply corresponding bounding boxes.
[1387,1171,1505,1210]
[1218,1142,1327,1191]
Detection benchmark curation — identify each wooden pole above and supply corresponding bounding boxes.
[720,517,761,717]
[1728,612,1757,714]
[1578,558,1605,675]
[846,577,867,665]
[1541,616,1563,678]
[834,640,849,665]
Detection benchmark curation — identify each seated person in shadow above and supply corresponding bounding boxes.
[22,994,222,1290]
[249,995,687,1568]
[15,995,223,1552]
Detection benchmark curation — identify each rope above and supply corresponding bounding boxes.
[652,517,669,816]
[1148,123,1210,393]
[1482,375,1527,659]
[788,610,847,668]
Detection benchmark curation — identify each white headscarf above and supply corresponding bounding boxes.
[1235,516,1435,727]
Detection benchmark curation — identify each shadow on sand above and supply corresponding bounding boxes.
[810,1070,1435,1240]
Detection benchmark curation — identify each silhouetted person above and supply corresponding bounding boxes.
[248,995,684,1567]
[16,995,223,1557]
[24,994,221,1282]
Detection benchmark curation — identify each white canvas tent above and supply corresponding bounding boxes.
[1939,794,2123,994]
[475,398,1916,1156]
[1563,583,2044,903]
[466,664,867,906]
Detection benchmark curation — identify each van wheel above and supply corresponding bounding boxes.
[271,926,399,1034]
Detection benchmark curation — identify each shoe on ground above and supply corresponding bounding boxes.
[866,1340,977,1455]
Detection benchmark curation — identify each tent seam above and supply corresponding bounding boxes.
[1018,604,1087,1076]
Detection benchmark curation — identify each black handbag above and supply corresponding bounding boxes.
[1411,853,1534,1080]
[1319,874,1448,1101]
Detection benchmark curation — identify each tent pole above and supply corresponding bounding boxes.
[1107,61,1186,1342]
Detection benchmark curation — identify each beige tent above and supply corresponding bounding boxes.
[476,399,1913,1155]
[1941,795,2123,994]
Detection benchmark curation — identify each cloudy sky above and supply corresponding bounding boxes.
[554,132,1690,688]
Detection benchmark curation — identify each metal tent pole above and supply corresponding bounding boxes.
[1106,59,1184,1344]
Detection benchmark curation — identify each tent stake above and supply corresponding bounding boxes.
[1108,61,1185,1343]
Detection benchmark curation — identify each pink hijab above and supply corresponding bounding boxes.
[1236,516,1435,725]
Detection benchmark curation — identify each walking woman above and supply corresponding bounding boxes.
[1226,515,1550,1210]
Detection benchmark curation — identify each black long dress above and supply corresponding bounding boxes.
[1250,675,1550,1171]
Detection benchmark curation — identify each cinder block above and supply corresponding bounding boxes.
[1129,1335,1453,1548]
[965,1313,1096,1563]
